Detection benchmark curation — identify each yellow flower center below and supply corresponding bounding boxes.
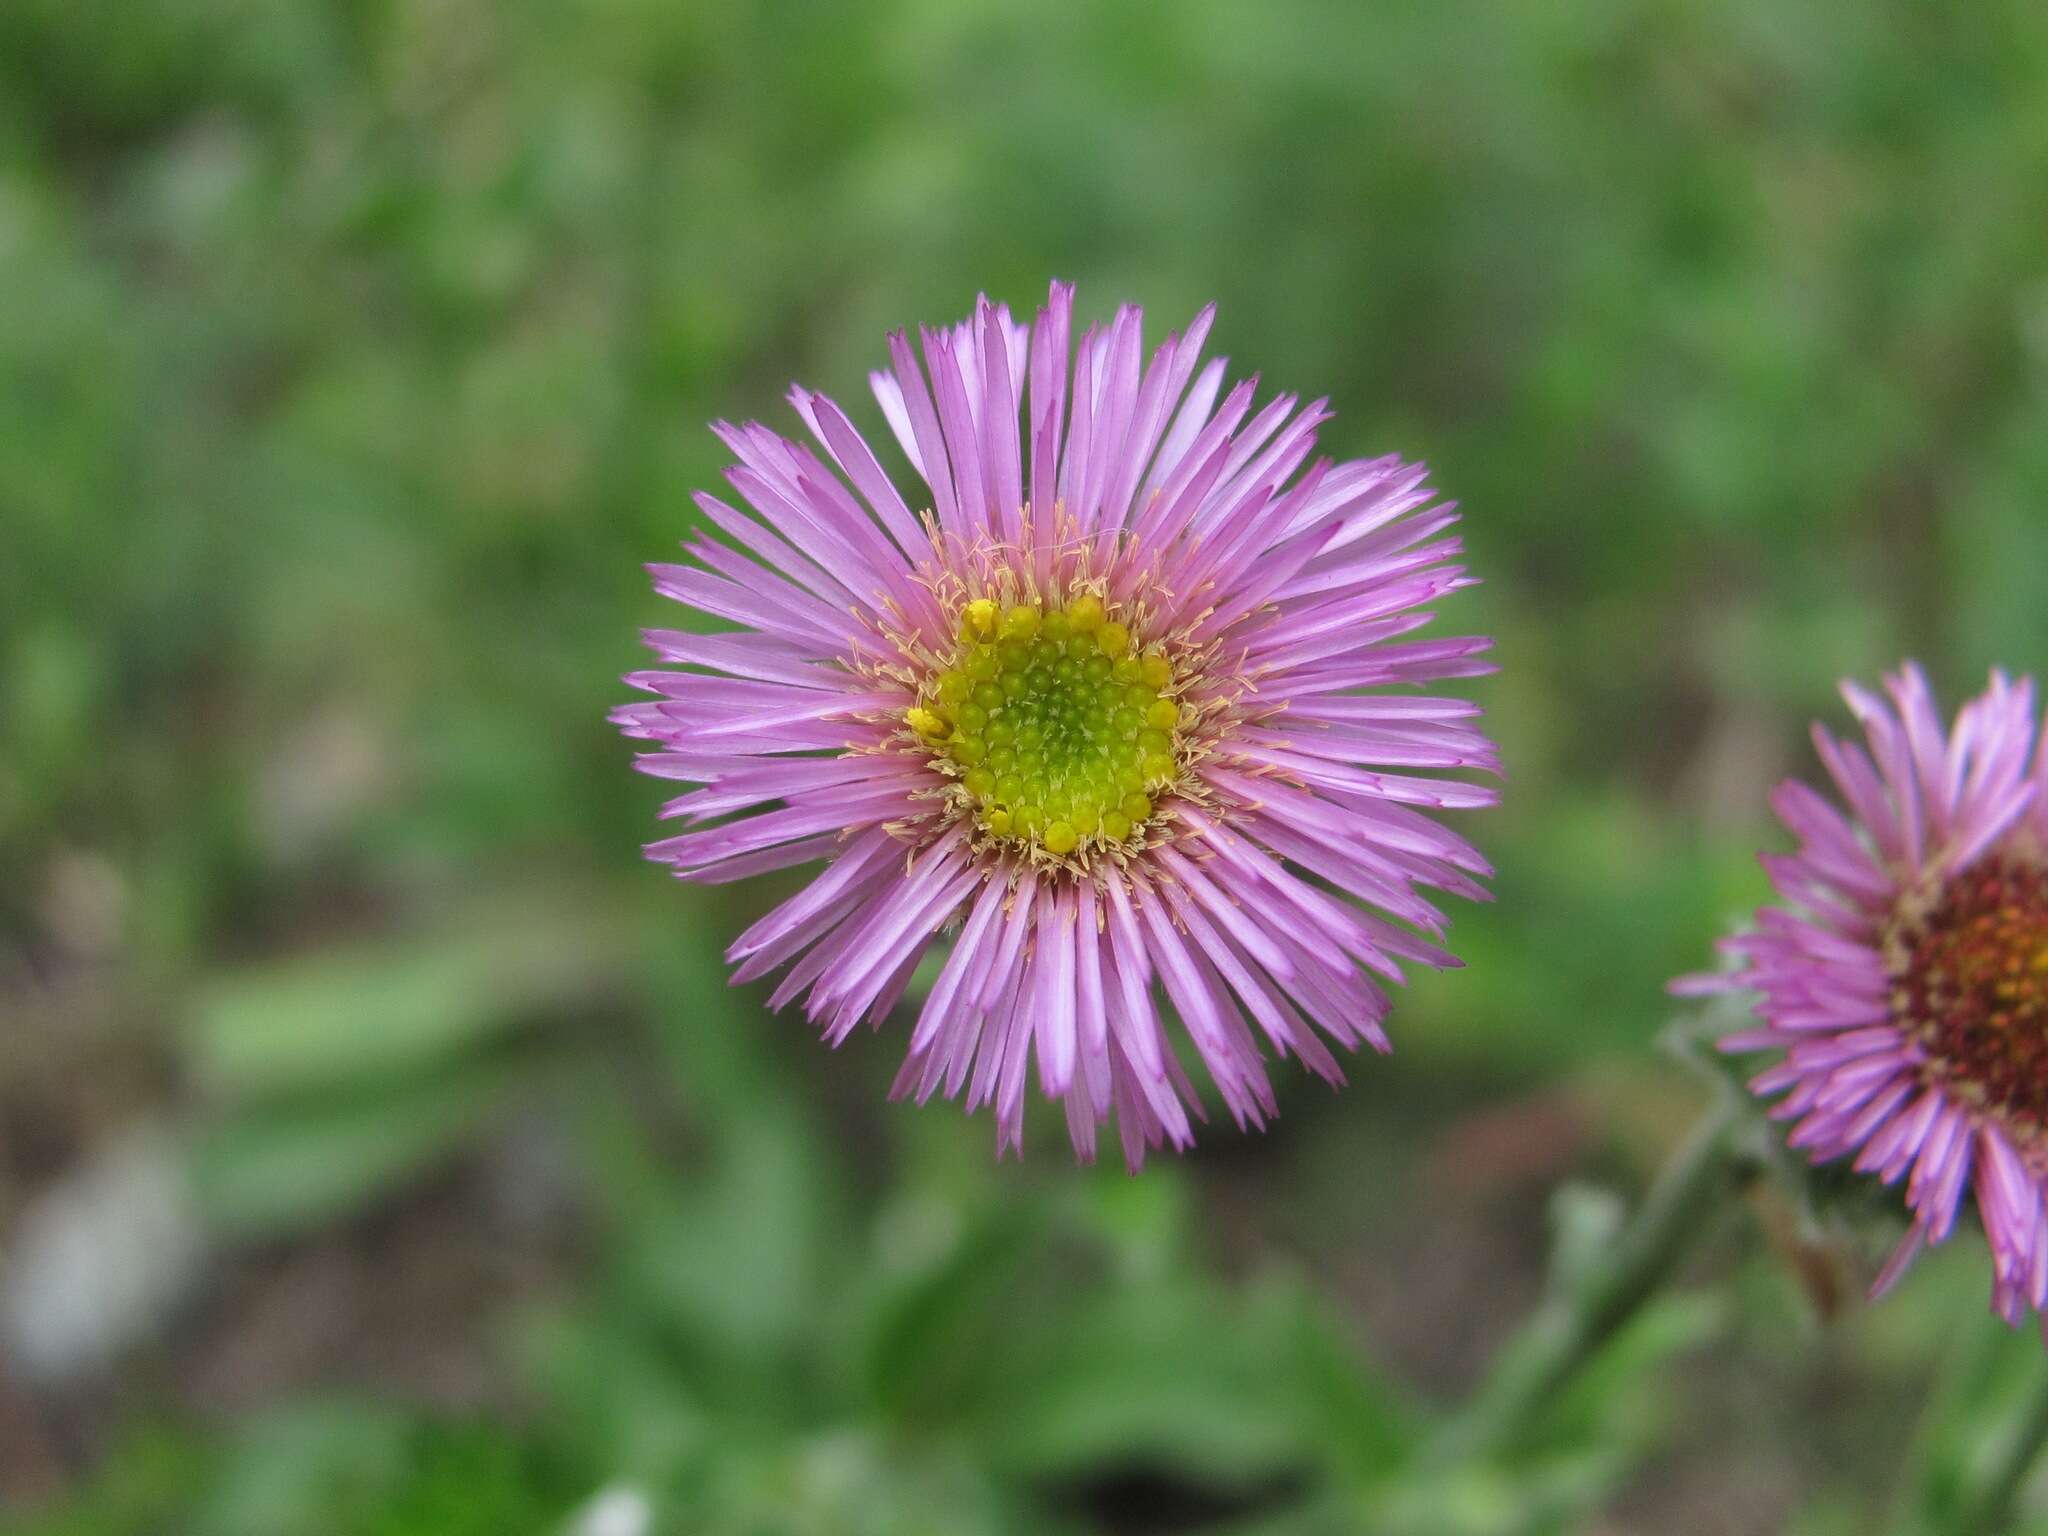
[907,591,1183,856]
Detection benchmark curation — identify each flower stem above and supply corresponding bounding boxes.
[1952,1360,2048,1536]
[1426,1092,1743,1468]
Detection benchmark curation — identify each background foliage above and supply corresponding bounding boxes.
[4,1,2048,1531]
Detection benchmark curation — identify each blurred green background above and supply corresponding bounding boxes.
[4,1,2048,1531]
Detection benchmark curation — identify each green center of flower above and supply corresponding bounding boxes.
[907,592,1183,856]
[1895,852,2048,1127]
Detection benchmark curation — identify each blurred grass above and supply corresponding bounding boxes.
[3,0,2048,1532]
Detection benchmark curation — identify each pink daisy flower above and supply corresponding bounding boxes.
[1678,665,2048,1323]
[615,282,1498,1166]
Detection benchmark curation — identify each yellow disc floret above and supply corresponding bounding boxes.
[909,592,1184,855]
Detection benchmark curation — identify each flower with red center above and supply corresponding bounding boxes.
[616,282,1498,1166]
[1677,665,2048,1322]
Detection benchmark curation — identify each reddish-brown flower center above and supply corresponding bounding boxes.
[1895,852,2048,1128]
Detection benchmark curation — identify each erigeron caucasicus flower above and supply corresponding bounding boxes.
[1678,665,2048,1325]
[615,282,1498,1166]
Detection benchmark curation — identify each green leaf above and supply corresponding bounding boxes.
[851,1200,1044,1422]
[189,1402,416,1536]
[0,1423,207,1536]
[621,1110,831,1363]
[1523,1292,1724,1462]
[188,1403,567,1536]
[190,1062,525,1233]
[979,1272,1368,1490]
[187,901,622,1100]
[1891,1309,2048,1536]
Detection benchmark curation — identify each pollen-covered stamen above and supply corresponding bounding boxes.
[1895,852,2048,1129]
[908,590,1184,856]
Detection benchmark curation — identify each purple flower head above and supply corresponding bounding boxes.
[616,283,1498,1166]
[1678,665,2048,1324]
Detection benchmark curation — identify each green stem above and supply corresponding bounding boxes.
[1953,1363,2048,1536]
[1426,1092,1743,1468]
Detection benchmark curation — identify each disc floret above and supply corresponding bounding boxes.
[1893,851,2048,1135]
[908,590,1184,857]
